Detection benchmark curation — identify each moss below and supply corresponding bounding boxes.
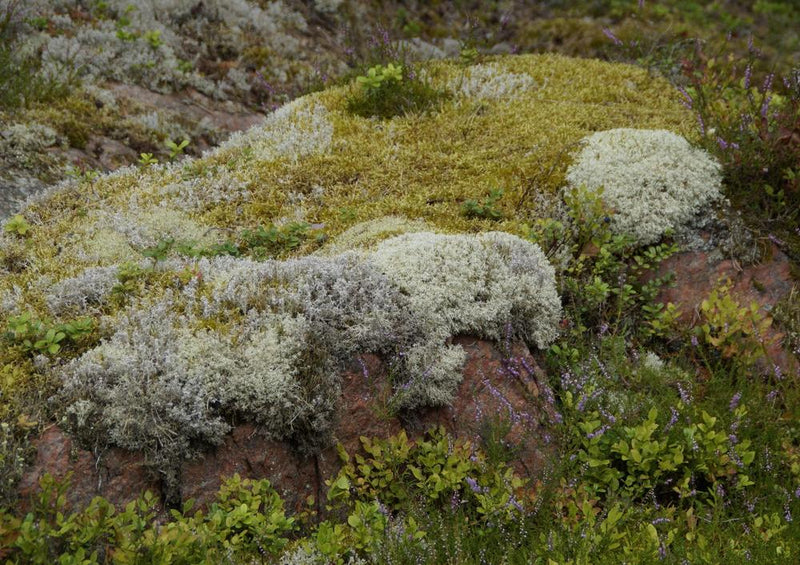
[0,53,697,495]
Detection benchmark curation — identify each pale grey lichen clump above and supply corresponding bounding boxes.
[32,0,310,98]
[372,232,561,348]
[58,232,560,474]
[449,63,537,101]
[565,128,723,245]
[215,100,333,163]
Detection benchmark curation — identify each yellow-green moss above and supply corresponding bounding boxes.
[0,53,694,365]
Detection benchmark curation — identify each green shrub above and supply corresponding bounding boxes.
[0,473,294,564]
[346,62,447,119]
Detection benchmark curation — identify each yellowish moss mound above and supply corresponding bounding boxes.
[3,54,693,290]
[0,54,694,485]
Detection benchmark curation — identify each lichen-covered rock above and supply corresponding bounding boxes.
[1,53,695,503]
[565,128,723,245]
[56,232,559,482]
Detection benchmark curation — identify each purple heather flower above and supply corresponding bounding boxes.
[651,518,671,525]
[677,86,693,109]
[767,389,779,402]
[744,65,752,89]
[587,425,610,440]
[664,407,679,432]
[691,335,699,347]
[763,73,775,93]
[466,477,485,494]
[358,358,369,382]
[729,392,742,412]
[602,27,623,46]
[677,383,691,405]
[696,114,706,136]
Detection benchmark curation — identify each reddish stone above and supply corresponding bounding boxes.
[657,243,798,373]
[17,426,156,514]
[17,338,553,514]
[413,336,553,477]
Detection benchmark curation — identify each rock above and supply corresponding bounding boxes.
[17,426,156,514]
[411,336,553,477]
[17,338,553,515]
[657,243,798,372]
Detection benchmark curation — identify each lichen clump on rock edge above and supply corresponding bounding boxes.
[58,233,560,476]
[565,128,723,245]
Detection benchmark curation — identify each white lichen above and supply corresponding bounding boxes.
[449,63,536,101]
[565,128,723,245]
[371,231,561,348]
[216,99,333,162]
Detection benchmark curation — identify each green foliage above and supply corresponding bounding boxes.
[137,152,158,166]
[0,473,294,564]
[696,280,774,367]
[461,188,504,221]
[165,138,189,160]
[3,214,31,237]
[3,312,95,357]
[567,404,755,504]
[346,62,447,119]
[238,222,311,259]
[327,428,527,524]
[143,30,163,50]
[530,186,679,340]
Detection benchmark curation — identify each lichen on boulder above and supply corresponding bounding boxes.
[0,52,698,498]
[565,128,723,245]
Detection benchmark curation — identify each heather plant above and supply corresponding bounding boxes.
[677,40,800,239]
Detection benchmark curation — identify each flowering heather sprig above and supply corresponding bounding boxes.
[593,355,612,383]
[768,234,785,247]
[651,517,671,525]
[599,407,617,425]
[677,85,693,109]
[586,425,610,440]
[602,27,623,46]
[466,477,487,494]
[677,382,692,405]
[664,407,679,432]
[767,389,779,402]
[358,357,369,382]
[696,113,706,137]
[729,447,744,468]
[744,65,752,90]
[774,364,784,381]
[729,392,742,412]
